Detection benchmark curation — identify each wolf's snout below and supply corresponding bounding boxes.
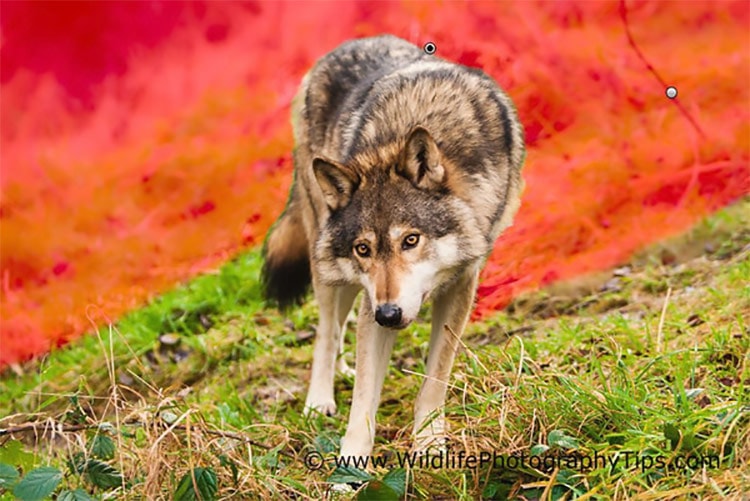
[375,303,403,328]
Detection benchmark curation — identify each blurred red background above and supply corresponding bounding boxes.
[1,1,748,368]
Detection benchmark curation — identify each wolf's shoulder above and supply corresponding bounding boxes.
[299,36,426,149]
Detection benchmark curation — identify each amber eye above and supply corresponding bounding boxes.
[402,234,420,249]
[354,243,371,258]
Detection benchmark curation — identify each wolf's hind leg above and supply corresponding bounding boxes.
[304,283,359,417]
[413,264,480,451]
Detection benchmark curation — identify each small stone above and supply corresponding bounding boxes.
[660,248,677,266]
[159,333,181,347]
[686,314,704,327]
[253,314,270,326]
[296,330,315,343]
[613,266,631,277]
[600,277,622,292]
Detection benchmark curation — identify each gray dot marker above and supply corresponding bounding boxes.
[424,42,436,55]
[666,86,678,99]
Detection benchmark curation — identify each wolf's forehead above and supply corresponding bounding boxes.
[358,193,458,239]
[357,227,408,241]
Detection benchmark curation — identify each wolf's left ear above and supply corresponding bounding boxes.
[398,127,445,191]
[313,157,360,211]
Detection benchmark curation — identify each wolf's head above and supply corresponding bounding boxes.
[312,127,487,329]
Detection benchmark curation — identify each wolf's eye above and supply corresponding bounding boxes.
[354,243,371,258]
[402,234,420,250]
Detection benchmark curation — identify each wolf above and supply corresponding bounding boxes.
[262,35,525,458]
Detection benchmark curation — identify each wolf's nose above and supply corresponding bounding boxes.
[375,303,402,327]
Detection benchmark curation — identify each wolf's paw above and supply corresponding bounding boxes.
[340,432,375,459]
[413,416,447,453]
[413,432,447,455]
[304,398,337,417]
[336,357,356,379]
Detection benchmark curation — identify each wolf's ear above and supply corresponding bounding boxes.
[313,158,360,210]
[398,127,445,190]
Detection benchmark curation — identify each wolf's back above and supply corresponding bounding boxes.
[297,35,428,152]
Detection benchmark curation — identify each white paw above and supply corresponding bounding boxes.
[414,433,447,455]
[340,431,375,459]
[304,395,337,417]
[414,416,447,453]
[336,356,356,378]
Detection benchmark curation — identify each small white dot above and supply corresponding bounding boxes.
[666,86,678,99]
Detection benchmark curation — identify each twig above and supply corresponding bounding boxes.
[619,0,706,139]
[0,420,294,458]
[445,324,489,373]
[656,287,672,354]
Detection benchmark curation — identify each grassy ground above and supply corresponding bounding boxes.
[1,198,748,500]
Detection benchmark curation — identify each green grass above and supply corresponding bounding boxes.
[1,199,748,500]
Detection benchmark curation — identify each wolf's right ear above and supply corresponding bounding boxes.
[313,158,360,211]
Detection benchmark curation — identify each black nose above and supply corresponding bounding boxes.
[375,303,402,327]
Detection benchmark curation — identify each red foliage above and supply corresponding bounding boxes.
[1,1,748,368]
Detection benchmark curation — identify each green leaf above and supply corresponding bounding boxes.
[90,435,116,461]
[0,441,36,472]
[547,430,578,450]
[84,459,123,489]
[556,469,578,486]
[64,395,88,425]
[327,466,374,484]
[66,453,86,475]
[606,434,625,446]
[482,482,499,498]
[218,455,239,487]
[12,466,63,501]
[551,484,568,501]
[555,469,585,496]
[680,431,703,453]
[0,463,20,489]
[663,422,681,450]
[252,450,280,469]
[357,480,400,501]
[482,479,514,500]
[313,434,339,455]
[381,468,406,497]
[58,489,96,501]
[67,453,122,489]
[529,444,549,456]
[174,467,218,501]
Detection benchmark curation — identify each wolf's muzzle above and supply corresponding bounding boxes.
[375,303,403,328]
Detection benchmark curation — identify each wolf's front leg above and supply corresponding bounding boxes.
[304,283,359,417]
[340,294,397,458]
[413,265,480,451]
